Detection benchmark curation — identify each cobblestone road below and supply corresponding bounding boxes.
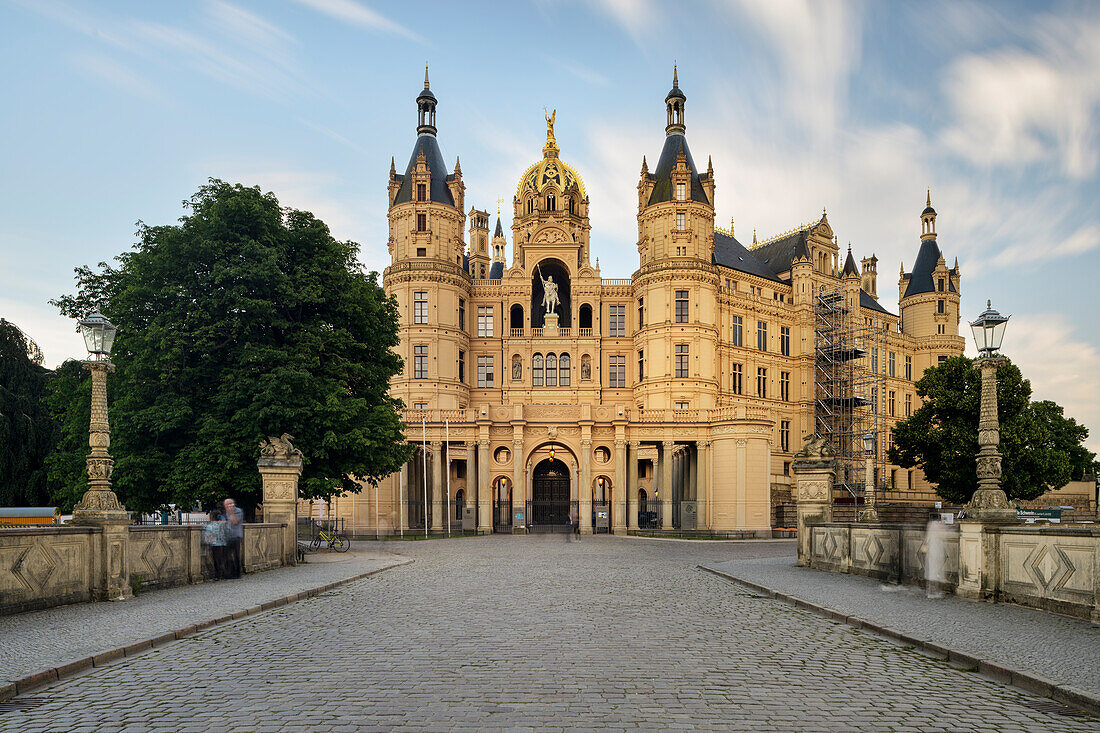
[5,536,1097,731]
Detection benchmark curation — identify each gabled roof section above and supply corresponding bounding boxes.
[750,229,810,274]
[860,289,894,316]
[647,133,709,205]
[713,231,782,283]
[393,134,455,206]
[903,238,950,297]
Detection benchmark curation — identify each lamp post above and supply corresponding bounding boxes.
[861,432,878,522]
[72,311,128,524]
[967,300,1016,522]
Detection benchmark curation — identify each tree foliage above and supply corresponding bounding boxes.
[0,319,55,506]
[50,180,411,512]
[888,355,1094,504]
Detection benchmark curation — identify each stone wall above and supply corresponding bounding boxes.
[802,521,1099,623]
[1,522,290,616]
[0,527,100,615]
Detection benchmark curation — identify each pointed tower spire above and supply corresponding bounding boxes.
[424,64,430,89]
[416,66,438,136]
[673,62,678,87]
[640,155,649,176]
[454,155,461,174]
[752,228,758,246]
[389,156,396,176]
[665,63,686,135]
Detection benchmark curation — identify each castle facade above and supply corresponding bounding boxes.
[318,69,964,536]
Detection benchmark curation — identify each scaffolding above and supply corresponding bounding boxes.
[814,287,887,521]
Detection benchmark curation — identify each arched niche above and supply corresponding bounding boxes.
[579,303,593,330]
[531,258,571,328]
[510,303,524,330]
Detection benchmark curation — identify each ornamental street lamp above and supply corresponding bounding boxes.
[966,300,1016,522]
[71,311,129,524]
[861,432,878,522]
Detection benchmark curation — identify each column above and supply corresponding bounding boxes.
[466,442,476,528]
[661,441,674,529]
[430,441,443,532]
[580,439,593,534]
[688,446,697,501]
[613,439,627,533]
[399,461,408,533]
[627,441,639,530]
[512,438,524,528]
[792,443,835,566]
[698,441,710,530]
[477,439,491,532]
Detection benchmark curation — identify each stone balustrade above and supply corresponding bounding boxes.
[800,520,1099,623]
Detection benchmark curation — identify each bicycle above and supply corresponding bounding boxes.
[310,526,350,553]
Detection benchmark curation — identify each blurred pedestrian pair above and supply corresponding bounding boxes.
[201,498,244,579]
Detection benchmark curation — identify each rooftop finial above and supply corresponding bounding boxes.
[673,62,678,87]
[926,188,931,207]
[424,64,430,88]
[752,228,757,245]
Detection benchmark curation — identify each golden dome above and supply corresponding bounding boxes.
[516,157,586,198]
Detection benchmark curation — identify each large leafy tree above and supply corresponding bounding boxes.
[889,355,1094,504]
[0,319,55,506]
[51,180,411,512]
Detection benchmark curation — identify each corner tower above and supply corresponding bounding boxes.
[633,67,721,410]
[384,68,471,410]
[899,191,964,379]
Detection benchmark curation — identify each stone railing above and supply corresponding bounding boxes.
[1,523,290,616]
[510,327,524,337]
[801,520,1099,623]
[578,328,593,337]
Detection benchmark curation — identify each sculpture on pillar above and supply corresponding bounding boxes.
[259,433,304,461]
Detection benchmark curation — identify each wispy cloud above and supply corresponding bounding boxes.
[543,56,610,87]
[941,11,1100,178]
[72,52,177,107]
[721,0,864,139]
[288,0,425,43]
[587,0,661,44]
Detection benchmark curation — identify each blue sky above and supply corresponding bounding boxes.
[2,0,1098,449]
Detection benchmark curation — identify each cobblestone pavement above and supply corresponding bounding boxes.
[4,535,1098,731]
[0,546,404,687]
[704,555,1100,699]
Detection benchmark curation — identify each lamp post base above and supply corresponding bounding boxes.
[966,488,1017,523]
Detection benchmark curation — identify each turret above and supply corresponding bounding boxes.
[861,254,878,299]
[468,208,490,278]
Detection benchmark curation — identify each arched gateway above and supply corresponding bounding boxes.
[531,458,572,531]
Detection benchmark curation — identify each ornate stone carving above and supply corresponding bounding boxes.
[795,434,834,459]
[265,480,297,501]
[259,434,303,461]
[797,480,829,501]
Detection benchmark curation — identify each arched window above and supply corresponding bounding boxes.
[568,197,575,215]
[559,353,571,386]
[545,353,557,386]
[547,194,556,211]
[533,353,544,387]
[527,198,534,215]
[510,304,524,330]
[454,489,465,520]
[579,304,593,330]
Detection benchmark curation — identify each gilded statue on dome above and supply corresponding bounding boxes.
[544,108,556,146]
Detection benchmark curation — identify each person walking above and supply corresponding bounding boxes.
[201,510,228,579]
[223,497,244,579]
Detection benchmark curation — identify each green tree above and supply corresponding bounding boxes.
[50,180,412,512]
[43,360,91,511]
[0,319,55,506]
[888,355,1094,504]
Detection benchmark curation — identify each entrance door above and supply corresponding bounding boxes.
[532,458,572,531]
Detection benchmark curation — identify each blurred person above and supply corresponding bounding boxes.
[925,516,947,599]
[223,497,244,579]
[201,509,228,579]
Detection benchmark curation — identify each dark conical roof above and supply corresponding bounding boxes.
[647,134,708,205]
[842,248,860,276]
[392,135,455,206]
[494,216,504,238]
[902,238,955,297]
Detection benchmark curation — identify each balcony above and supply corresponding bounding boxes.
[510,328,524,337]
[578,328,593,337]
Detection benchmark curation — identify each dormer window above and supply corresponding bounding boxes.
[937,278,944,292]
[416,183,426,202]
[676,182,685,201]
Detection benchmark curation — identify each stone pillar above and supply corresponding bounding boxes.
[688,446,698,502]
[466,442,477,529]
[792,437,836,566]
[398,461,408,534]
[627,442,639,530]
[613,439,627,533]
[477,439,491,533]
[698,441,710,530]
[967,355,1016,522]
[512,438,524,526]
[430,441,443,532]
[71,360,131,601]
[257,435,304,567]
[579,439,593,534]
[661,441,674,529]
